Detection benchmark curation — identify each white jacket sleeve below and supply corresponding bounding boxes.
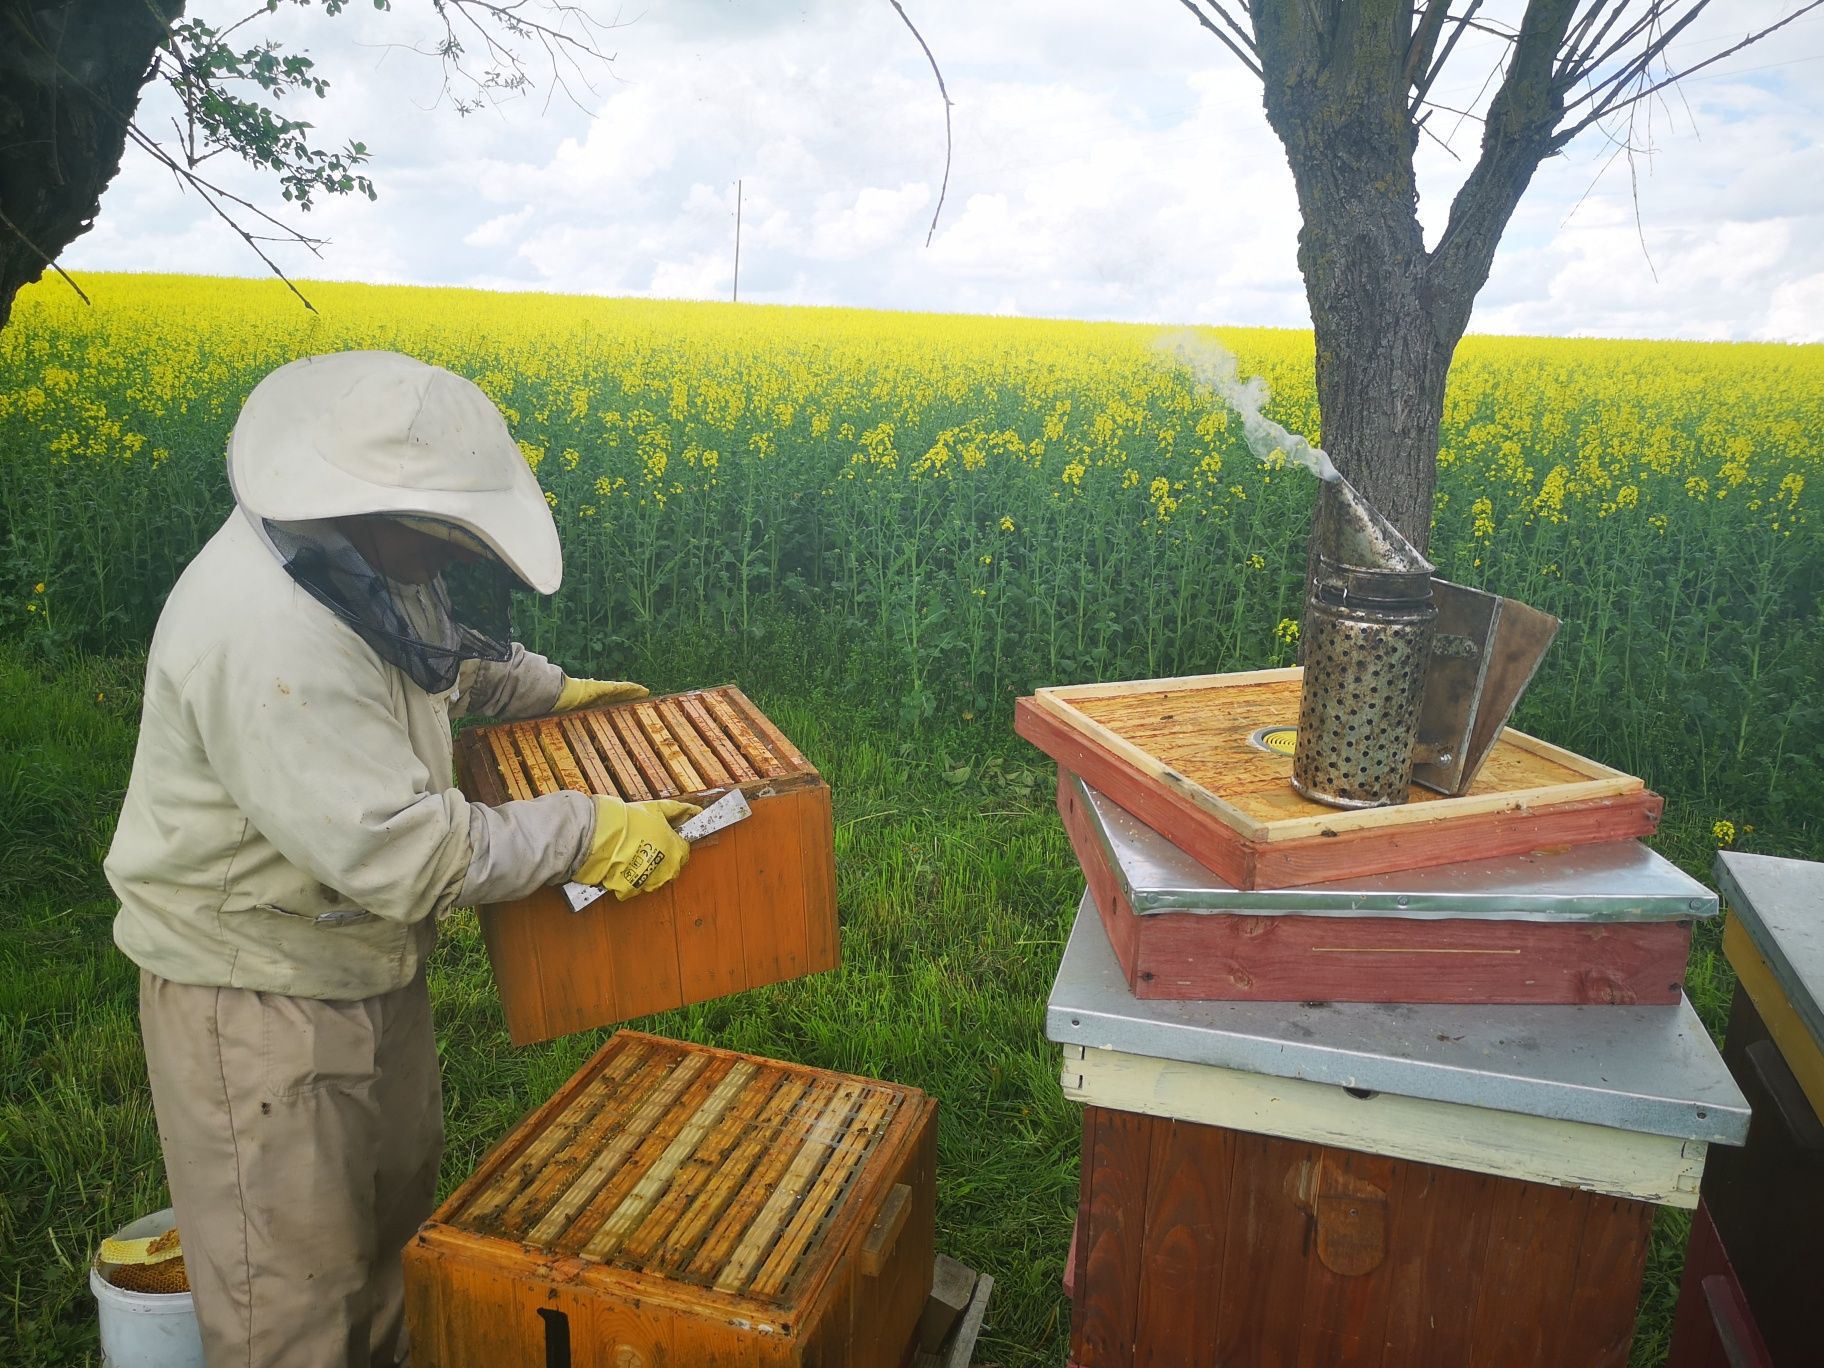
[183,625,479,926]
[457,643,564,720]
[461,793,596,905]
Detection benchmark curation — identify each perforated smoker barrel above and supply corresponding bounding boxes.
[1292,477,1437,808]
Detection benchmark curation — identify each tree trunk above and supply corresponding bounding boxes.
[1252,2,1459,556]
[0,0,185,329]
[1300,208,1456,558]
[1247,2,1581,558]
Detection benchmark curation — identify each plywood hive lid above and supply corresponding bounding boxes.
[443,1033,915,1309]
[460,684,819,806]
[1028,667,1644,842]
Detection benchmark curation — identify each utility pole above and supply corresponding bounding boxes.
[732,179,742,304]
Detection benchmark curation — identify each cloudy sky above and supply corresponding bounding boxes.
[62,1,1824,341]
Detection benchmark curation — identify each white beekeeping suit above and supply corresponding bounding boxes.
[105,351,694,1368]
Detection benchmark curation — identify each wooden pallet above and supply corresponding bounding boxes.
[1060,773,1691,1005]
[1016,668,1662,890]
[455,685,838,1044]
[405,1032,937,1366]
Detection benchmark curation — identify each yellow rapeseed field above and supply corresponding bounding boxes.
[3,272,1819,844]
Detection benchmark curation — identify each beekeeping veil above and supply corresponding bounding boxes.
[228,350,562,693]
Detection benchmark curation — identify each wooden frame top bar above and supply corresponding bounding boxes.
[440,1032,922,1311]
[463,684,818,807]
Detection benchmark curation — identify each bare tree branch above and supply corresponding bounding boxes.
[1426,0,1581,335]
[1412,0,1485,112]
[1415,108,1465,161]
[1560,0,1632,75]
[127,124,325,313]
[886,0,955,248]
[1563,2,1712,115]
[1173,0,1263,79]
[1627,103,1659,283]
[1405,2,1454,96]
[1194,0,1261,63]
[1560,1,1695,92]
[1557,1,1824,143]
[0,204,93,307]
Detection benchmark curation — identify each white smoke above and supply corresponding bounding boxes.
[1156,331,1340,483]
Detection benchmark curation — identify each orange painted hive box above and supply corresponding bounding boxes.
[455,686,837,1045]
[404,1032,938,1368]
[1015,667,1663,891]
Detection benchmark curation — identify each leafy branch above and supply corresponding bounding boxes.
[34,0,622,311]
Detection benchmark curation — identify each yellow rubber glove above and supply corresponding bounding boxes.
[555,676,650,711]
[576,796,701,901]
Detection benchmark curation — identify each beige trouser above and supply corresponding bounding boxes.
[139,969,443,1368]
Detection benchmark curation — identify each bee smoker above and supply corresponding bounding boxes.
[1293,476,1438,808]
[1291,476,1561,810]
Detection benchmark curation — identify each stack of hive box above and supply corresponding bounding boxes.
[1017,668,1751,1368]
[417,688,993,1366]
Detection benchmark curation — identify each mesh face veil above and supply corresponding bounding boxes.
[259,517,516,694]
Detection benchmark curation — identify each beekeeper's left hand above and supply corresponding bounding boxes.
[554,676,649,711]
[575,797,701,900]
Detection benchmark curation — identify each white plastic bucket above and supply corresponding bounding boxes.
[89,1207,205,1368]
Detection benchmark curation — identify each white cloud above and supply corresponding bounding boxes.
[809,184,932,260]
[52,0,1824,341]
[1764,273,1824,343]
[464,207,536,248]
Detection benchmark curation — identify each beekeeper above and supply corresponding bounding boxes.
[105,350,698,1368]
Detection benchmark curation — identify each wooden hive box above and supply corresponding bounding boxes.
[1059,772,1708,1005]
[455,686,837,1045]
[1066,1104,1660,1368]
[1016,667,1663,890]
[405,1031,938,1368]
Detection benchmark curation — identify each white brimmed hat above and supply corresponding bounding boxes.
[228,351,562,593]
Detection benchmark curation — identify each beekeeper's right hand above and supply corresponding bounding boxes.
[575,797,700,900]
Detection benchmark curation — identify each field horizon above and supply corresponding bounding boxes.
[27,269,1824,350]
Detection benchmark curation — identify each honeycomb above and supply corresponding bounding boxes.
[106,1254,189,1295]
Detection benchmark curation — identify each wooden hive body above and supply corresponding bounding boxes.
[455,686,838,1045]
[1059,774,1693,1005]
[1016,667,1663,890]
[405,1032,938,1368]
[1065,1104,1655,1368]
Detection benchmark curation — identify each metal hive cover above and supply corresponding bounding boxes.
[1715,850,1824,1052]
[1072,773,1715,923]
[1047,892,1748,1145]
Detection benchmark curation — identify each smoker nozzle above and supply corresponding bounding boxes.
[1312,475,1433,604]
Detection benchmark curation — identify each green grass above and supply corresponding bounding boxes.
[0,633,1754,1367]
